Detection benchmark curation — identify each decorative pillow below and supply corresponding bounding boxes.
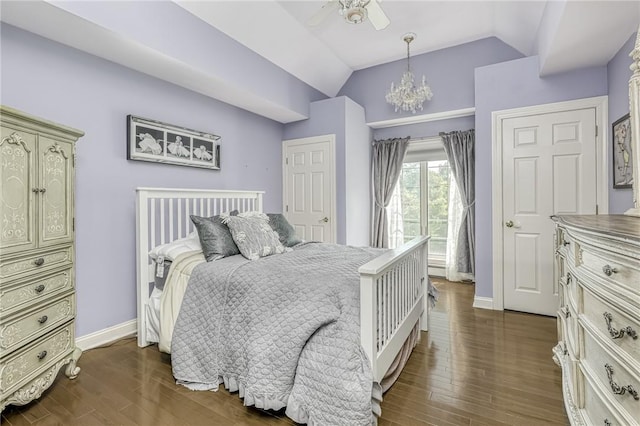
[266,213,302,247]
[221,211,289,260]
[190,210,239,261]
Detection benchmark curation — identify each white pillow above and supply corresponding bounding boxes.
[148,232,202,261]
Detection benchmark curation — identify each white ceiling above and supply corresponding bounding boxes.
[177,0,640,96]
[1,1,639,123]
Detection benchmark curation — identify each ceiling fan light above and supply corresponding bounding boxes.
[345,7,367,24]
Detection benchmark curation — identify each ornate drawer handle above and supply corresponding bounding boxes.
[37,350,47,360]
[39,188,46,193]
[604,364,640,400]
[32,188,40,193]
[34,284,46,293]
[34,258,45,266]
[603,312,638,340]
[566,273,572,285]
[602,264,618,276]
[604,420,612,426]
[563,240,570,246]
[37,315,48,324]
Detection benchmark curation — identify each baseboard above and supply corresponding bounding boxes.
[472,296,494,310]
[76,319,137,351]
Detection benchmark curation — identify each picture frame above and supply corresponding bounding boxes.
[612,113,633,189]
[127,115,220,170]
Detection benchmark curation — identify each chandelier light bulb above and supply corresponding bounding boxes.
[386,33,433,114]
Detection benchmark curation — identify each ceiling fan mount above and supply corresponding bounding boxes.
[308,0,390,31]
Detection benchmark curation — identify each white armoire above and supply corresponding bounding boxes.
[0,106,83,411]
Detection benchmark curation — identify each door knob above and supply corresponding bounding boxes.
[320,217,329,223]
[505,220,514,228]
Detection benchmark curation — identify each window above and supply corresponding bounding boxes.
[388,138,450,267]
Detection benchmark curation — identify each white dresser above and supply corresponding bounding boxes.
[0,106,83,411]
[552,215,640,426]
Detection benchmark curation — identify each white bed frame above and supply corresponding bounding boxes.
[135,187,430,383]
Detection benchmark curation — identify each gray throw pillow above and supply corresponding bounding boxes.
[267,213,302,247]
[190,210,239,261]
[221,212,289,260]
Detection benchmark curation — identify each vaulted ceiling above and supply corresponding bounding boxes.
[2,1,639,123]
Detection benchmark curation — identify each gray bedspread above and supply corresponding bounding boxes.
[171,242,386,425]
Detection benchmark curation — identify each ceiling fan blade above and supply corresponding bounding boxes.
[366,0,390,30]
[307,1,340,27]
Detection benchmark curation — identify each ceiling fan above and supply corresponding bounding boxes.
[307,0,390,30]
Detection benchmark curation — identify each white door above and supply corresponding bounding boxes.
[283,135,336,243]
[502,108,597,316]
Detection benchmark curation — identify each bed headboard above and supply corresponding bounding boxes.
[135,187,264,346]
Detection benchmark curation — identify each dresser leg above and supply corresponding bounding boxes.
[65,347,82,379]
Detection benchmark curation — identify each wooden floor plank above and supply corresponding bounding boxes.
[2,279,568,425]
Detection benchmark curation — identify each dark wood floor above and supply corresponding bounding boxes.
[2,279,568,425]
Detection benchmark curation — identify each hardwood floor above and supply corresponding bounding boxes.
[2,279,568,425]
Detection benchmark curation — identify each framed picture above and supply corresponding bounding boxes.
[127,115,220,170]
[612,113,633,188]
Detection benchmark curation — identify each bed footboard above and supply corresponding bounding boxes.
[359,236,430,383]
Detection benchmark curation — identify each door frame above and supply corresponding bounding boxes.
[491,96,609,311]
[282,134,337,243]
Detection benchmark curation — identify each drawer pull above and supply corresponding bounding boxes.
[603,312,638,340]
[566,273,572,285]
[604,420,612,426]
[35,284,46,293]
[602,264,618,276]
[34,257,45,266]
[37,315,48,324]
[37,350,47,360]
[605,364,640,400]
[562,240,570,246]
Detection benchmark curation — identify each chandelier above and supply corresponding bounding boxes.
[385,33,433,114]
[338,0,370,24]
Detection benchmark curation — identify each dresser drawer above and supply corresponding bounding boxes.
[582,328,640,420]
[0,269,73,315]
[579,244,640,296]
[0,293,74,356]
[565,270,579,313]
[582,367,628,426]
[0,323,74,395]
[582,287,639,362]
[562,303,579,358]
[0,246,73,281]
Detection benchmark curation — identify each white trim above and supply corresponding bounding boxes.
[367,107,476,129]
[282,134,337,243]
[472,296,494,310]
[76,319,137,351]
[491,96,609,311]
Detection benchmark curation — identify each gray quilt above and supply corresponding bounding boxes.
[171,242,386,425]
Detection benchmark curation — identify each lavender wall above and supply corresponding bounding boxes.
[283,97,348,244]
[607,33,637,213]
[474,56,608,299]
[1,25,285,337]
[339,37,523,124]
[344,98,371,246]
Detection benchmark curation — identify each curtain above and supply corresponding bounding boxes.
[387,173,404,249]
[440,130,475,274]
[371,137,410,248]
[446,173,475,281]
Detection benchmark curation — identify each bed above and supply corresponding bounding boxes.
[135,187,431,424]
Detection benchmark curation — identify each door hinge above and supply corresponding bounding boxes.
[596,204,599,215]
[286,205,289,212]
[285,157,289,165]
[595,125,598,137]
[73,217,75,231]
